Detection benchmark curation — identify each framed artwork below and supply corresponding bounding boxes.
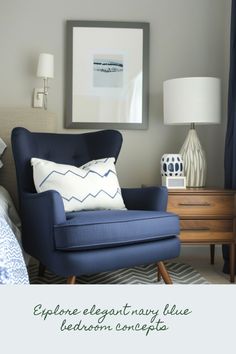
[65,20,149,129]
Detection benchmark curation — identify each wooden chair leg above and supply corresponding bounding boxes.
[157,264,161,282]
[38,262,46,277]
[67,276,77,284]
[210,244,215,265]
[157,261,173,284]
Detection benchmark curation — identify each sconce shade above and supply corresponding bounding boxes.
[37,53,54,79]
[163,77,221,125]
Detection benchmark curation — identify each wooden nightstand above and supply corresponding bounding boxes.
[167,188,236,282]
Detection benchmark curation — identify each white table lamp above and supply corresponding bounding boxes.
[36,53,54,110]
[163,77,221,187]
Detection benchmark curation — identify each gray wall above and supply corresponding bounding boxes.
[0,0,231,188]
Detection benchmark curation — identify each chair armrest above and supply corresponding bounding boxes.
[21,190,66,225]
[121,186,168,211]
[20,190,66,261]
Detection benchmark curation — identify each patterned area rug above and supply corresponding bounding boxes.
[28,262,209,285]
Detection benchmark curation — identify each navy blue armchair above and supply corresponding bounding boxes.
[11,127,180,284]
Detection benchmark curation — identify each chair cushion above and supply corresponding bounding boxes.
[31,157,126,212]
[54,210,179,251]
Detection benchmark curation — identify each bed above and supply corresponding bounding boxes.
[0,186,29,284]
[0,107,56,284]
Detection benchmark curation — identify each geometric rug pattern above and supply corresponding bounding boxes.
[28,262,209,285]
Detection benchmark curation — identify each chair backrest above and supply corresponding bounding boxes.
[11,127,123,201]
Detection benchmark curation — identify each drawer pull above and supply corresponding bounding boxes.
[178,203,211,207]
[181,227,210,232]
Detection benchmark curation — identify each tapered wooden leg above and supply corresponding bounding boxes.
[67,276,77,284]
[210,244,215,265]
[157,262,173,284]
[38,262,46,277]
[229,243,235,283]
[157,264,161,282]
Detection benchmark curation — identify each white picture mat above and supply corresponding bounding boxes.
[72,27,143,123]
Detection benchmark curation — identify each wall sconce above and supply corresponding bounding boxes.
[34,53,54,110]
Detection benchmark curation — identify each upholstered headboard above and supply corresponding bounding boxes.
[0,108,56,206]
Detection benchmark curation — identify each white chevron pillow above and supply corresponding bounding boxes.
[31,157,126,212]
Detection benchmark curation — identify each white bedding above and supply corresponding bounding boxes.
[0,186,29,284]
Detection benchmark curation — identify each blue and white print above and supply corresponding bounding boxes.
[93,54,124,88]
[0,216,29,284]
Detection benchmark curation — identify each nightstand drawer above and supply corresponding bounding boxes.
[180,231,235,244]
[180,219,233,232]
[168,195,234,217]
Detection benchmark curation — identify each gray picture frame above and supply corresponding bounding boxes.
[65,20,149,130]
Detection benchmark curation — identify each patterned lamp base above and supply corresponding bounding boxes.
[180,128,206,187]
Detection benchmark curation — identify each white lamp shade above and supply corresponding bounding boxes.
[37,53,54,79]
[163,77,221,125]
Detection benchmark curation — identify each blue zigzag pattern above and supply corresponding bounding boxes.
[39,168,117,188]
[83,158,110,166]
[0,218,29,284]
[62,188,121,203]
